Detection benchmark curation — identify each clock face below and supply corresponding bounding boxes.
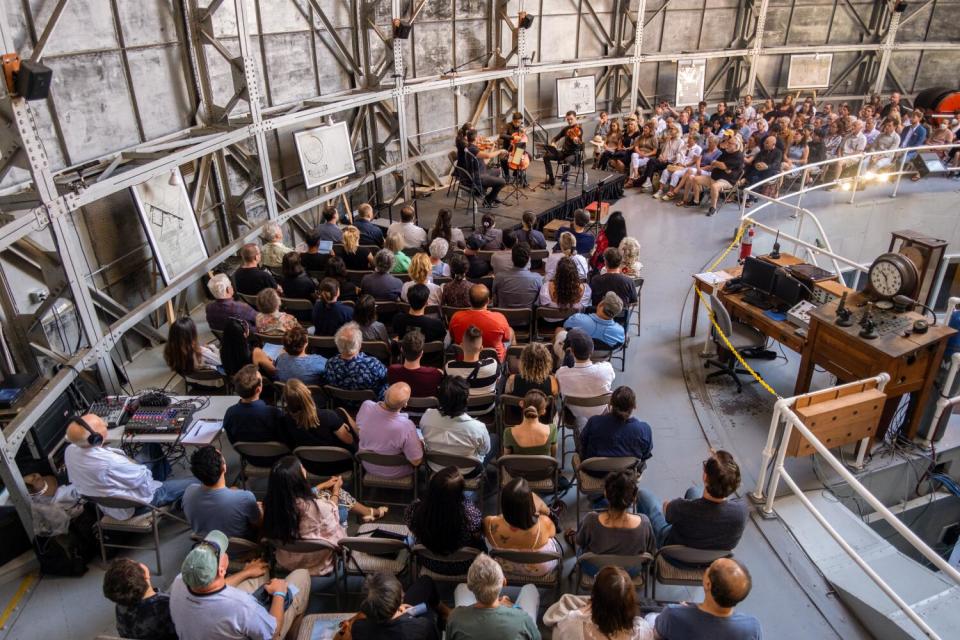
[869,260,903,297]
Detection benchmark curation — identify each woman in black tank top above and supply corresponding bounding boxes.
[506,343,558,421]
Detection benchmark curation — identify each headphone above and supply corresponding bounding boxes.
[68,415,103,447]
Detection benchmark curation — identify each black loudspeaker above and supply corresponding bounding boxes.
[15,60,52,101]
[15,391,73,464]
[518,12,535,29]
[392,20,411,39]
[893,2,908,13]
[912,152,945,178]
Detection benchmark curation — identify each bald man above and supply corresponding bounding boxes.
[64,414,198,520]
[653,558,762,639]
[355,382,422,479]
[448,284,514,361]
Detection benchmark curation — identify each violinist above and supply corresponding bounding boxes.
[457,128,507,208]
[543,110,583,187]
[499,112,530,185]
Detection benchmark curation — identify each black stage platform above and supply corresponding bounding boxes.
[390,161,626,233]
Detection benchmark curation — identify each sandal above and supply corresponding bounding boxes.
[360,506,389,523]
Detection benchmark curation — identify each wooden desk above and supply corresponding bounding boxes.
[723,289,807,352]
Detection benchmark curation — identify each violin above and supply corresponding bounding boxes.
[566,123,583,144]
[476,135,497,152]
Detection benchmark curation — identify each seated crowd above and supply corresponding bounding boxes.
[92,188,765,640]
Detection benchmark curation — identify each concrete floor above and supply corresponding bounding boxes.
[4,173,960,640]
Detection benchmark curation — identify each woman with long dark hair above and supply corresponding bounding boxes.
[540,256,590,309]
[405,467,483,574]
[262,456,385,576]
[279,251,318,301]
[163,317,220,375]
[324,255,359,302]
[219,317,275,378]
[430,208,465,249]
[553,565,654,639]
[483,477,560,577]
[352,294,391,344]
[590,210,627,271]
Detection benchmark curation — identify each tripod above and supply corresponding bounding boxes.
[501,165,529,204]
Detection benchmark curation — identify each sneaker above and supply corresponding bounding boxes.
[653,190,663,199]
[706,206,717,216]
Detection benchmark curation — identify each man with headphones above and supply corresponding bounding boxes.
[64,414,198,520]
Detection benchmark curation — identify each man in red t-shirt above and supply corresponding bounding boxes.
[448,284,514,360]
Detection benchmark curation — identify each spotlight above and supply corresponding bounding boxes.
[392,18,411,39]
[864,171,876,181]
[878,173,890,182]
[168,171,179,186]
[518,11,535,29]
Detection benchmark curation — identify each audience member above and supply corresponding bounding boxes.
[353,293,392,343]
[555,209,595,256]
[278,252,317,302]
[505,342,559,399]
[589,211,627,271]
[430,207,466,249]
[387,205,428,249]
[900,109,928,180]
[484,478,560,578]
[446,325,501,399]
[449,285,514,360]
[324,255,359,302]
[503,390,556,456]
[312,277,353,336]
[234,243,279,296]
[552,566,653,640]
[448,553,541,639]
[281,379,356,475]
[556,329,616,425]
[539,256,590,309]
[223,365,285,467]
[260,223,293,269]
[692,131,744,216]
[636,449,748,549]
[205,273,256,332]
[64,414,197,521]
[354,203,385,247]
[183,446,260,540]
[545,232,589,282]
[480,213,505,250]
[429,237,451,277]
[385,232,412,273]
[442,253,474,307]
[590,247,638,308]
[164,316,221,375]
[361,249,403,301]
[334,225,372,271]
[493,243,543,309]
[219,318,276,378]
[324,322,388,398]
[489,230,517,274]
[255,288,298,335]
[350,573,444,640]
[103,558,177,640]
[169,530,310,640]
[420,376,491,472]
[405,468,484,575]
[556,291,625,351]
[867,119,901,169]
[314,205,343,243]
[274,325,326,385]
[464,234,492,278]
[299,232,330,273]
[826,119,866,184]
[744,135,783,199]
[388,329,443,397]
[515,211,547,250]
[392,284,447,342]
[653,558,761,639]
[402,253,443,305]
[579,386,652,468]
[356,382,422,478]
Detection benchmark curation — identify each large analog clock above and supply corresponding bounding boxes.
[867,252,919,300]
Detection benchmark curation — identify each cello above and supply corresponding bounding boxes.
[507,129,531,171]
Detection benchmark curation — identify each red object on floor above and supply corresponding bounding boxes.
[585,200,610,222]
[739,225,755,262]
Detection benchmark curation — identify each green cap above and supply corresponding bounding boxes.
[181,530,229,588]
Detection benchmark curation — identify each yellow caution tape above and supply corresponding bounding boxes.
[696,222,780,398]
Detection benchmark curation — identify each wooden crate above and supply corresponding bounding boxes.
[786,383,886,457]
[584,201,610,221]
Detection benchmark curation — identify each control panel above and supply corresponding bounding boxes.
[124,406,196,434]
[88,396,135,428]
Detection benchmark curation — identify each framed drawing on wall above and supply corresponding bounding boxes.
[131,169,208,285]
[294,121,357,190]
[787,54,833,90]
[556,75,596,118]
[675,59,706,107]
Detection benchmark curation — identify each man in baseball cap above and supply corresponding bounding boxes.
[169,530,311,640]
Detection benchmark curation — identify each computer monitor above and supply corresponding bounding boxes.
[773,272,805,307]
[741,257,777,294]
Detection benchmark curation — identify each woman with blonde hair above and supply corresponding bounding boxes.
[337,225,374,270]
[503,390,557,456]
[506,342,559,398]
[281,378,357,476]
[401,252,442,306]
[545,231,589,281]
[618,237,643,276]
[385,232,411,273]
[255,287,299,335]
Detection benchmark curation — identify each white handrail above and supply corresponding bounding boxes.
[919,296,960,448]
[753,374,960,640]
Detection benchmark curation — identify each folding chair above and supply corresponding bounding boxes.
[294,446,355,486]
[490,545,564,599]
[558,147,586,191]
[233,441,291,489]
[256,332,284,346]
[405,396,439,426]
[591,338,629,373]
[504,345,525,376]
[559,393,612,466]
[716,170,746,214]
[83,495,189,575]
[652,545,733,599]
[322,385,377,411]
[237,293,259,307]
[535,307,577,341]
[345,270,372,285]
[412,544,482,583]
[190,532,262,568]
[490,308,532,343]
[442,305,470,325]
[629,277,644,337]
[355,450,418,506]
[264,537,342,607]
[181,368,229,394]
[573,552,653,595]
[360,340,393,365]
[340,523,411,595]
[424,451,485,498]
[498,393,556,440]
[572,455,644,525]
[280,297,314,317]
[498,454,560,504]
[420,341,446,368]
[307,335,338,358]
[466,393,499,431]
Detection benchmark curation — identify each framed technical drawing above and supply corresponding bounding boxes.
[294,121,357,190]
[131,169,208,285]
[556,75,597,118]
[787,54,833,89]
[675,59,706,107]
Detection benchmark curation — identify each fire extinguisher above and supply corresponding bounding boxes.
[739,225,754,262]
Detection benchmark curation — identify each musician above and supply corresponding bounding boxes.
[499,112,530,185]
[543,110,583,187]
[457,128,507,208]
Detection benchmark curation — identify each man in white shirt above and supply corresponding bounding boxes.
[420,376,492,474]
[867,119,901,170]
[556,329,616,427]
[862,116,880,146]
[64,414,198,520]
[740,95,757,123]
[386,205,428,249]
[826,118,867,184]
